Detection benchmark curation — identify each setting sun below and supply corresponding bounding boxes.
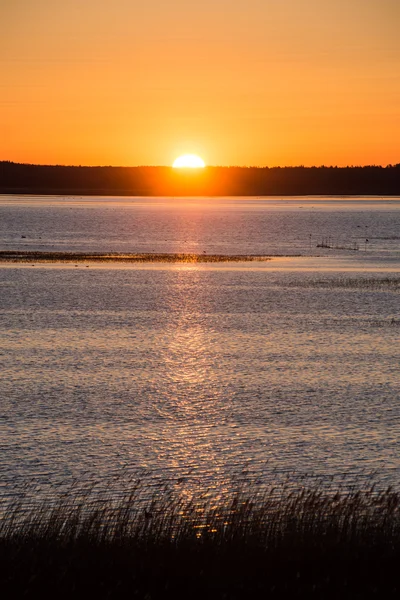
[173,154,206,168]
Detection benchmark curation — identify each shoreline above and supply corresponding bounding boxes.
[1,252,399,273]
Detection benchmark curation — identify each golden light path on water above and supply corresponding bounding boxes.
[154,264,231,499]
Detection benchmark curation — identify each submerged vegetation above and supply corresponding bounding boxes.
[2,480,400,597]
[316,238,360,251]
[285,276,400,289]
[0,251,273,263]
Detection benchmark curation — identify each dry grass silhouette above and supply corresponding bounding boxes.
[2,479,400,597]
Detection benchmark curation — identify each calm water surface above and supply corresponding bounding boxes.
[0,196,399,497]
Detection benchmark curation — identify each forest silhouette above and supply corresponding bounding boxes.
[1,161,400,196]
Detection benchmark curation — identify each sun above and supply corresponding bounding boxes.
[172,154,206,168]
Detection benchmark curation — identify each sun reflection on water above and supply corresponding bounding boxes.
[155,264,231,495]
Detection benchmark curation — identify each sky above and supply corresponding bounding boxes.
[1,0,400,167]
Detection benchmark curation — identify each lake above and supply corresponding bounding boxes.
[0,195,399,499]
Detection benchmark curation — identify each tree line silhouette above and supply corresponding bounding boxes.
[1,161,400,196]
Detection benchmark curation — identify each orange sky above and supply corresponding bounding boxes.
[1,0,400,167]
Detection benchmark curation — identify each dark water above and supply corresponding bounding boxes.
[0,196,399,497]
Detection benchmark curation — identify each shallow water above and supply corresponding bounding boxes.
[0,196,399,497]
[1,195,400,261]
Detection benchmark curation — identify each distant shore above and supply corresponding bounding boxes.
[1,162,400,196]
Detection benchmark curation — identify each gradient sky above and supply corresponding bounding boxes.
[1,0,400,166]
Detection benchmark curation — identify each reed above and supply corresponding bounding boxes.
[1,480,400,597]
[0,251,272,263]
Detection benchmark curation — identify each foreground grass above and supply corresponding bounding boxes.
[1,483,400,598]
